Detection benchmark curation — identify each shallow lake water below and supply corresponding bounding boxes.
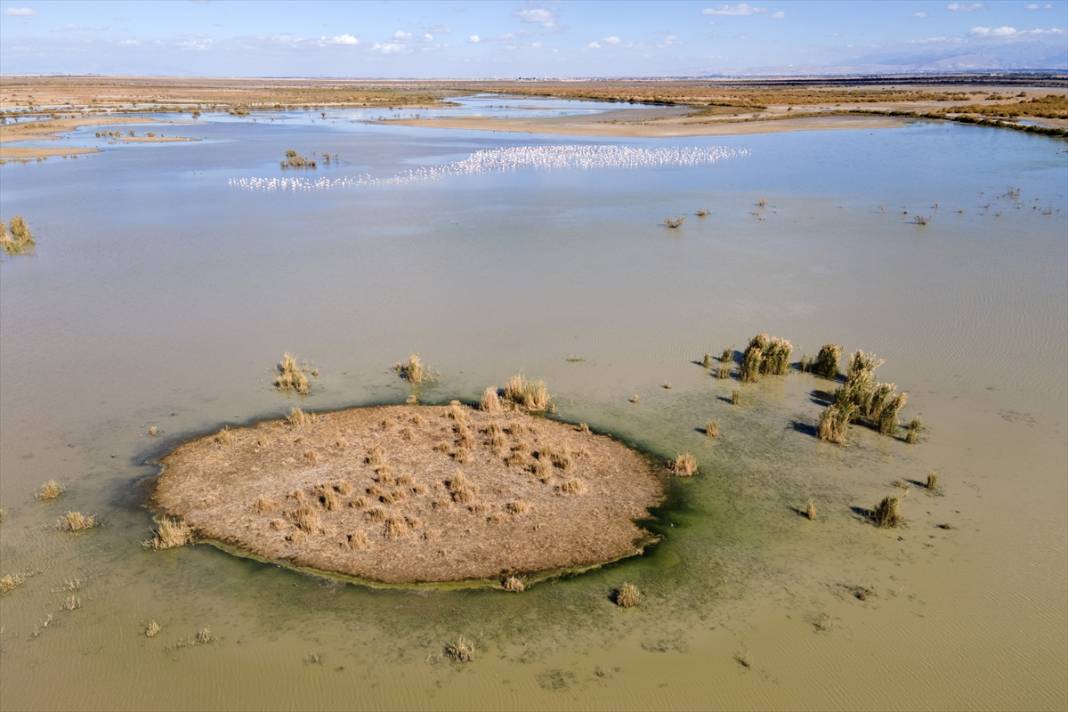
[1,101,1066,711]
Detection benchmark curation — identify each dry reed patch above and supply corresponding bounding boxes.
[37,480,64,500]
[817,349,912,445]
[274,353,312,395]
[152,403,665,584]
[741,333,793,381]
[705,421,719,439]
[804,500,817,520]
[395,354,427,384]
[145,620,161,638]
[480,387,502,413]
[614,582,641,608]
[0,216,35,255]
[0,572,27,594]
[671,453,698,477]
[503,576,525,592]
[871,496,903,528]
[925,471,940,492]
[144,516,194,550]
[813,344,842,379]
[502,374,551,412]
[444,636,475,662]
[59,511,96,531]
[663,216,685,229]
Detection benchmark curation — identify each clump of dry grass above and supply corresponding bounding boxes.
[702,352,714,368]
[0,572,26,594]
[671,453,698,477]
[446,472,473,503]
[614,582,640,608]
[144,516,194,550]
[145,620,161,638]
[925,471,940,491]
[59,511,96,531]
[480,387,502,413]
[731,390,740,405]
[629,394,640,404]
[444,636,475,662]
[196,627,213,644]
[37,480,64,500]
[287,407,313,427]
[557,479,587,495]
[905,418,924,444]
[506,500,529,514]
[663,216,685,228]
[147,425,159,437]
[214,427,234,445]
[741,333,793,381]
[274,353,311,395]
[818,402,854,444]
[813,344,842,379]
[1,216,35,255]
[695,209,710,217]
[503,374,550,412]
[871,496,903,527]
[705,421,719,439]
[290,505,320,533]
[804,500,817,520]
[503,576,525,592]
[395,354,426,384]
[281,149,316,169]
[63,594,81,611]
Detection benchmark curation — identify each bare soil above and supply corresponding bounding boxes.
[152,403,667,585]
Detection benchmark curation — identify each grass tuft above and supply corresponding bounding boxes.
[0,216,35,255]
[144,516,194,550]
[813,344,842,379]
[444,636,475,662]
[503,576,525,592]
[871,496,903,528]
[59,511,96,531]
[614,582,641,608]
[705,421,719,439]
[274,353,311,395]
[805,500,817,520]
[925,471,940,491]
[394,354,426,384]
[671,453,698,477]
[479,387,502,413]
[37,480,64,500]
[503,374,550,412]
[0,572,27,594]
[905,417,924,444]
[145,620,161,638]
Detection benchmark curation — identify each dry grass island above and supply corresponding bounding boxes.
[151,401,667,586]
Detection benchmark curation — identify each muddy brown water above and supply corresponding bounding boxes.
[0,106,1065,710]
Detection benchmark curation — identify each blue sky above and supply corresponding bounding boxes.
[1,1,1065,77]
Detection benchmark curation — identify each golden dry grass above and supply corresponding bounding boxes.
[503,576,525,592]
[274,353,311,395]
[36,480,64,500]
[813,344,842,379]
[0,572,26,594]
[59,511,96,531]
[671,452,698,477]
[614,582,641,608]
[1,216,35,255]
[502,374,550,412]
[144,516,194,550]
[871,496,903,528]
[705,421,719,439]
[480,387,502,413]
[395,354,426,384]
[444,636,475,662]
[805,500,817,521]
[145,620,161,638]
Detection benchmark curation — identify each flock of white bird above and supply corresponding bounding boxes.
[227,144,749,191]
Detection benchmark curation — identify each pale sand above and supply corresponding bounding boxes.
[117,135,196,143]
[376,108,907,138]
[0,145,98,161]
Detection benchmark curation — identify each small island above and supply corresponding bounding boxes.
[152,402,667,585]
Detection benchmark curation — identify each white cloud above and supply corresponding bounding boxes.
[702,3,766,16]
[392,30,412,41]
[603,35,621,45]
[588,35,622,49]
[969,25,1065,37]
[176,38,212,51]
[531,40,542,48]
[587,40,601,49]
[914,11,928,17]
[771,10,785,19]
[1026,2,1055,7]
[5,6,34,16]
[468,34,480,43]
[515,7,556,27]
[947,2,984,11]
[371,42,405,54]
[321,33,359,46]
[423,33,433,41]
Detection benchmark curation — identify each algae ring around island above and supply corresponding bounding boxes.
[151,402,670,588]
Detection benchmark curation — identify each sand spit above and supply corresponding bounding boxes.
[375,108,908,138]
[152,404,667,585]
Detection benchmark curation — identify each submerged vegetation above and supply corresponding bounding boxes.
[1,216,35,255]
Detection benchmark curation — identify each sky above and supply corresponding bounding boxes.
[1,1,1066,77]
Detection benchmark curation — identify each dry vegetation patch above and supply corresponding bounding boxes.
[152,403,666,584]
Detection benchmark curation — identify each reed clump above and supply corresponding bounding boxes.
[663,216,685,229]
[813,344,842,379]
[905,418,924,444]
[394,354,426,384]
[444,636,475,662]
[817,350,910,444]
[503,576,525,592]
[741,333,793,381]
[804,500,817,520]
[274,353,311,395]
[0,572,26,594]
[871,496,903,528]
[614,582,641,608]
[925,471,940,491]
[59,511,96,531]
[671,453,698,477]
[502,374,550,412]
[705,421,719,439]
[144,516,194,550]
[287,406,313,427]
[145,620,161,638]
[281,149,316,169]
[479,387,502,413]
[37,480,64,500]
[1,216,35,255]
